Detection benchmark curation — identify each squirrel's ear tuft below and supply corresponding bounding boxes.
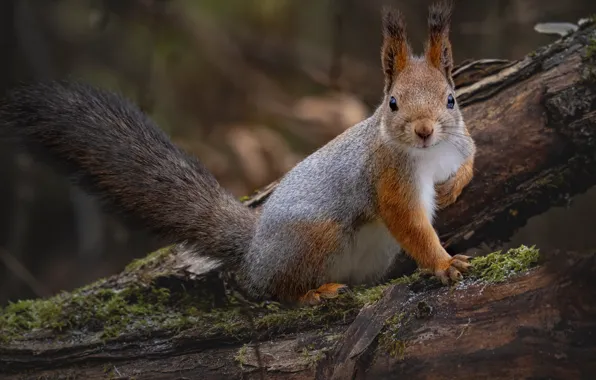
[381,6,410,94]
[425,0,455,87]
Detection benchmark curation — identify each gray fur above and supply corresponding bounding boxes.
[0,80,406,300]
[0,81,256,266]
[0,56,472,303]
[241,108,405,298]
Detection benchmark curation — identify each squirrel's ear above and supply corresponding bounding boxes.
[425,0,455,87]
[381,7,410,94]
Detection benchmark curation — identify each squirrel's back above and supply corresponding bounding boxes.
[0,81,256,263]
[242,108,404,299]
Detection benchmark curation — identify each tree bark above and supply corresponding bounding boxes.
[2,18,596,380]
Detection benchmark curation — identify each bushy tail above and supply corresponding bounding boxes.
[0,80,256,264]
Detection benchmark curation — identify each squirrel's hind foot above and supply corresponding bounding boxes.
[298,283,350,306]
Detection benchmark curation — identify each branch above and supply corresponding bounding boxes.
[2,17,596,380]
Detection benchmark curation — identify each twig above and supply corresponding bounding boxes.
[0,247,49,298]
[456,318,472,340]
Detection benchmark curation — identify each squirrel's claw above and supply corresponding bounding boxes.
[447,266,463,281]
[434,254,472,285]
[451,255,472,272]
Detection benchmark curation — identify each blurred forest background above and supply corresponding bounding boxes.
[1,0,595,305]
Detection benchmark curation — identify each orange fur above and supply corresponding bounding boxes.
[383,35,409,75]
[376,167,452,271]
[426,35,443,69]
[270,220,343,302]
[299,283,348,305]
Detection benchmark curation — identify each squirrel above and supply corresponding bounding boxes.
[0,0,475,306]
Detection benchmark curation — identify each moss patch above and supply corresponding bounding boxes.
[0,268,417,346]
[124,246,173,273]
[378,312,408,359]
[0,283,179,342]
[0,245,541,346]
[587,37,596,60]
[301,345,326,368]
[234,344,249,368]
[468,245,540,283]
[584,34,596,80]
[349,271,422,306]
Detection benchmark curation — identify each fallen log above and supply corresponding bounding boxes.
[319,248,596,380]
[1,17,596,380]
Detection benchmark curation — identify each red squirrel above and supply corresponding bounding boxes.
[0,0,475,305]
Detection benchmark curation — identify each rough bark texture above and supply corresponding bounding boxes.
[318,250,596,380]
[2,19,596,380]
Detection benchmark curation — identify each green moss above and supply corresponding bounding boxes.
[124,246,172,273]
[0,281,366,345]
[301,345,326,368]
[585,36,596,80]
[234,344,249,368]
[353,284,388,305]
[350,271,421,306]
[390,271,421,285]
[586,37,596,60]
[469,245,540,283]
[1,268,411,346]
[0,297,67,333]
[238,195,251,202]
[252,295,361,332]
[0,264,196,343]
[0,244,541,346]
[378,312,408,359]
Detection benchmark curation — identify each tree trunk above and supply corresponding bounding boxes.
[2,18,596,380]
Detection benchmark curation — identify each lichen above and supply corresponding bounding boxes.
[469,244,540,283]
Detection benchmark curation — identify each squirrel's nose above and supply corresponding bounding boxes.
[414,123,434,140]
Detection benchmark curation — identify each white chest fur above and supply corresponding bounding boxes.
[326,141,465,286]
[412,142,466,222]
[328,219,400,285]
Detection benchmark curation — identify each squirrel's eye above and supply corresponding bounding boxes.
[389,96,398,112]
[447,94,455,109]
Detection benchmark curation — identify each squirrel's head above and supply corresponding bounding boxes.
[379,1,466,151]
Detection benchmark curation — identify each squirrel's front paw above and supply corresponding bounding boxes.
[435,181,461,209]
[433,254,471,284]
